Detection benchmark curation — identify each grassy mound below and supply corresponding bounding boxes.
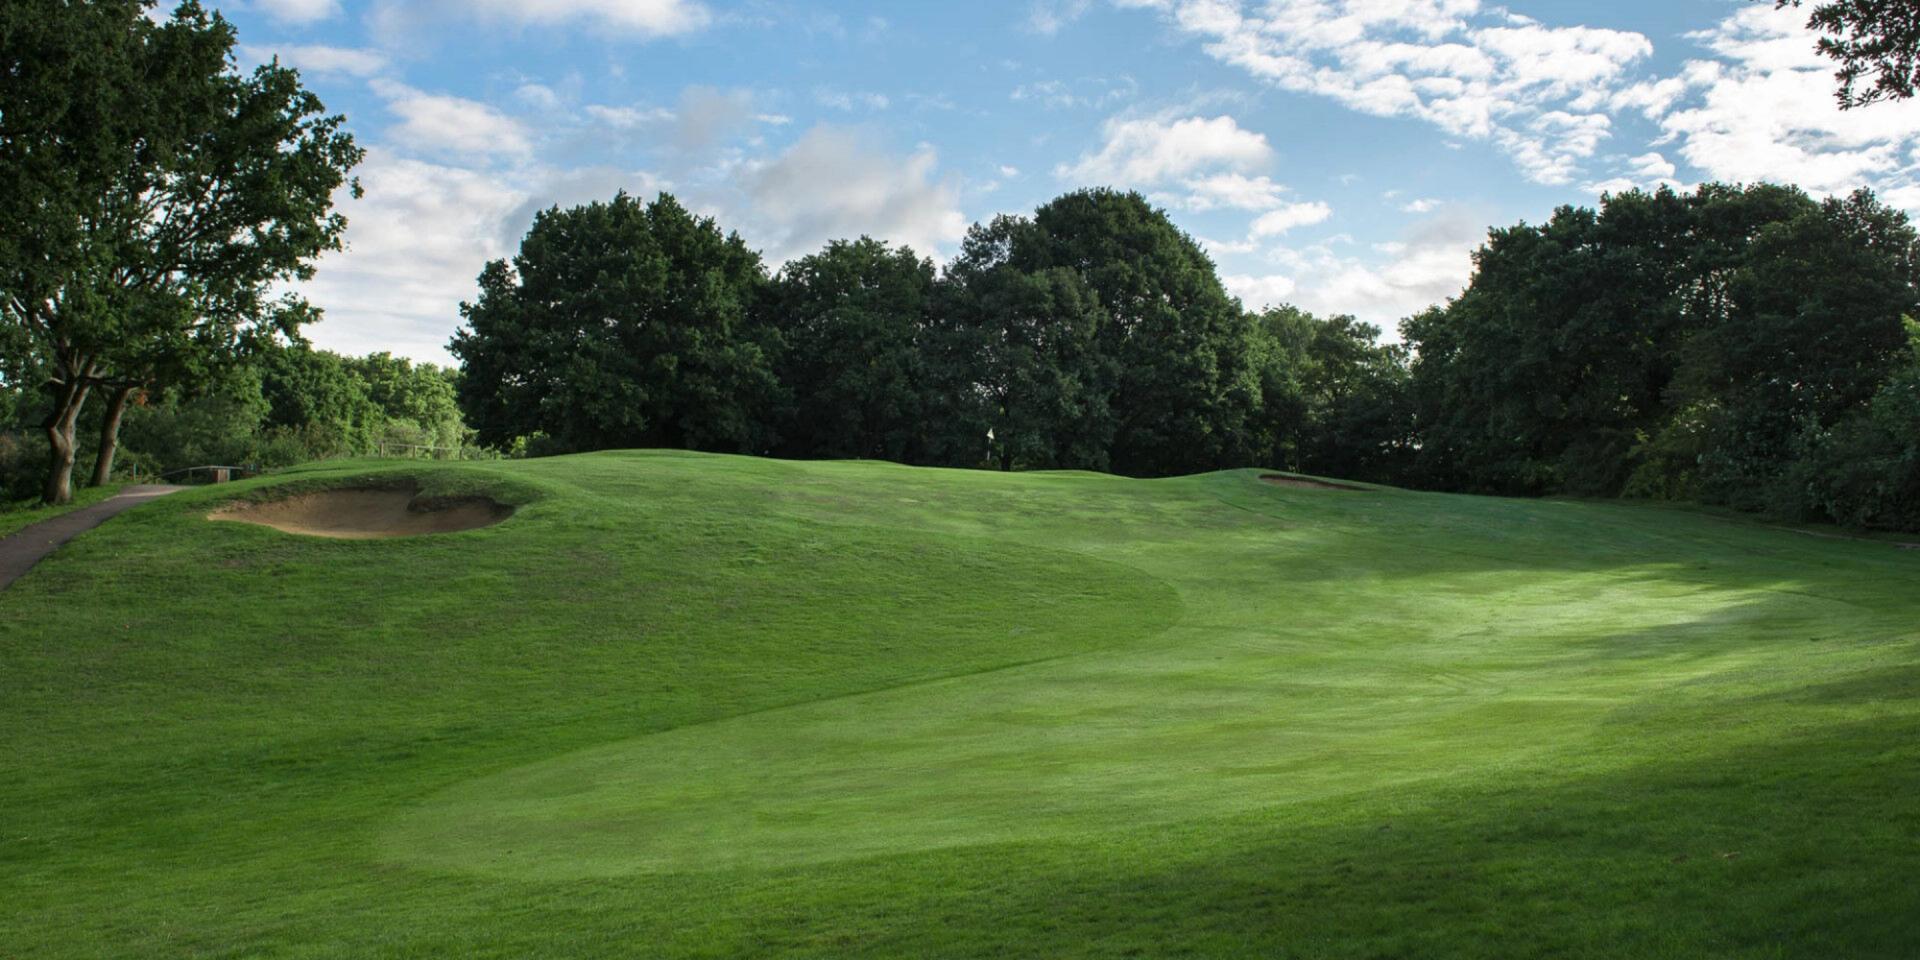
[3,451,1918,958]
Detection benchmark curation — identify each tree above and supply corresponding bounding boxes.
[1253,307,1413,484]
[256,344,383,457]
[1406,183,1919,513]
[765,238,935,462]
[934,217,1116,471]
[450,193,774,454]
[1778,0,1920,107]
[346,352,468,451]
[1020,190,1262,476]
[0,0,361,502]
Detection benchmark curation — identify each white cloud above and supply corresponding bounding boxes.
[1227,213,1482,329]
[1222,272,1296,309]
[252,0,339,24]
[1626,151,1675,180]
[584,103,676,129]
[742,127,968,262]
[374,81,532,160]
[1010,76,1138,110]
[378,0,710,36]
[242,44,387,77]
[514,84,565,112]
[1175,172,1290,211]
[1059,113,1272,184]
[301,153,673,364]
[1250,201,1333,237]
[299,150,530,364]
[1115,0,1652,185]
[1400,197,1440,213]
[1029,0,1093,35]
[672,86,759,151]
[815,89,891,111]
[1652,5,1920,200]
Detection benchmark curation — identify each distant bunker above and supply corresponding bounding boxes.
[209,484,513,539]
[1259,473,1368,492]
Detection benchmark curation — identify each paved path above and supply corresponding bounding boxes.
[0,485,188,591]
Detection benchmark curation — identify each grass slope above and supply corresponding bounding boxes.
[0,483,126,539]
[3,451,1918,958]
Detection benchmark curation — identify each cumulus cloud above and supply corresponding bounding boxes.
[1651,5,1920,199]
[1221,272,1296,309]
[300,154,674,363]
[1114,0,1651,185]
[1058,114,1272,184]
[741,127,968,262]
[374,81,532,160]
[1225,213,1483,328]
[1176,173,1290,211]
[298,150,530,363]
[1063,111,1333,243]
[1249,201,1333,237]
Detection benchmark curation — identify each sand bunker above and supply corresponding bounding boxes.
[1259,473,1367,492]
[210,486,513,539]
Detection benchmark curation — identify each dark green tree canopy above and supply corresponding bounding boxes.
[1405,183,1919,498]
[935,189,1259,476]
[766,238,935,462]
[450,192,773,454]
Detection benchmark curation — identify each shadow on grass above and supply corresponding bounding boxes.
[698,710,1920,960]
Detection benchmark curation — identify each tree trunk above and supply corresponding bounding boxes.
[41,379,91,505]
[90,385,136,487]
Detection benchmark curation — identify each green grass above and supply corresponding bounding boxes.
[3,451,1918,958]
[0,482,126,538]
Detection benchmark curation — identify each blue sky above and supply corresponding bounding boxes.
[212,0,1920,363]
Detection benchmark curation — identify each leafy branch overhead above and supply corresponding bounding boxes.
[1778,0,1920,107]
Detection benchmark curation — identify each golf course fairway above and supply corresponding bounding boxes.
[4,450,1918,958]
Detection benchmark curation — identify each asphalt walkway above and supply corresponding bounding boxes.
[0,485,187,590]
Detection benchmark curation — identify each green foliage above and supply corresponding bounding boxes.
[766,238,936,461]
[925,190,1260,475]
[116,367,272,476]
[1022,190,1262,475]
[0,0,361,501]
[932,217,1118,471]
[344,352,469,451]
[1406,183,1919,520]
[1786,327,1920,529]
[450,193,773,454]
[1252,306,1413,483]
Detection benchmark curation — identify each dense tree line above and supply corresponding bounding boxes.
[1404,183,1920,529]
[0,343,471,500]
[454,183,1920,533]
[452,189,1406,483]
